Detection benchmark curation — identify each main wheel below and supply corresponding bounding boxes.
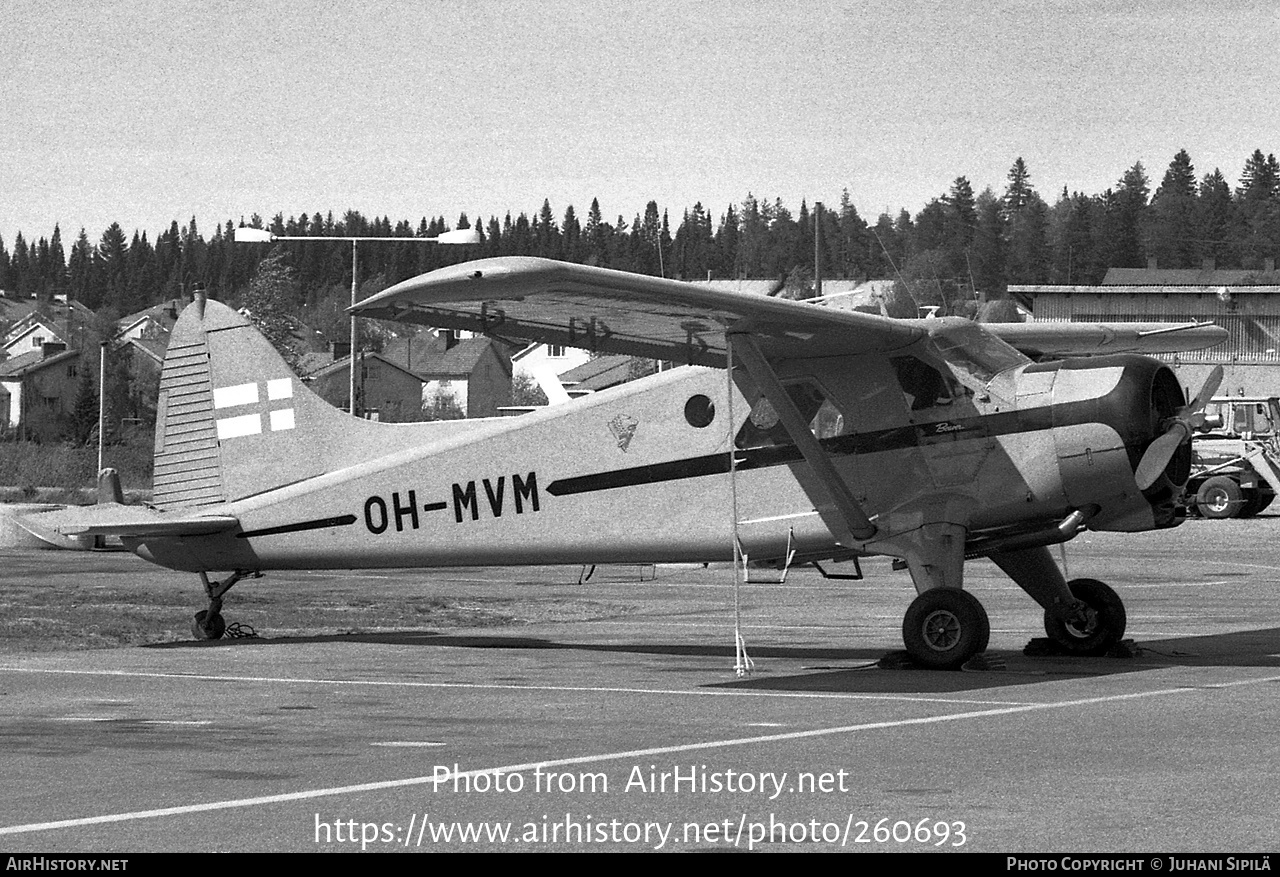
[192,609,226,641]
[1197,476,1244,519]
[1043,578,1126,656]
[902,589,990,670]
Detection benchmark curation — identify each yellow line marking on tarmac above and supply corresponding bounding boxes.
[6,676,1280,837]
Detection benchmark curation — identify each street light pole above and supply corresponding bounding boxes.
[350,240,358,416]
[234,226,481,417]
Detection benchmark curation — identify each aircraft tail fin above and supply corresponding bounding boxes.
[153,295,357,509]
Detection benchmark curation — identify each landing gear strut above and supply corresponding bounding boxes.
[902,589,990,670]
[191,570,256,641]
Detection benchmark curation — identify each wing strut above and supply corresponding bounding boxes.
[728,332,878,544]
[724,335,754,678]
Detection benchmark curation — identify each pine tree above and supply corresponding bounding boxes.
[11,233,31,299]
[584,198,607,266]
[1148,149,1199,268]
[0,235,10,293]
[970,189,1007,295]
[835,191,868,280]
[1007,193,1050,284]
[1104,163,1150,269]
[1197,170,1238,267]
[1238,150,1280,268]
[562,204,581,262]
[94,222,130,311]
[1004,158,1033,215]
[535,199,560,258]
[67,230,93,304]
[1238,150,1280,201]
[70,364,99,446]
[712,204,739,277]
[46,225,66,300]
[943,177,977,279]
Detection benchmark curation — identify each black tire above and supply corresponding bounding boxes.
[902,589,990,670]
[1240,488,1275,517]
[1043,578,1126,656]
[1240,489,1264,518]
[192,610,226,641]
[1197,475,1244,519]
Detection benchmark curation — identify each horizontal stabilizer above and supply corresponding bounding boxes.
[22,503,239,538]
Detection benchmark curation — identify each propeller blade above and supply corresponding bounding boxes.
[1136,367,1225,490]
[1135,425,1189,490]
[1186,365,1223,414]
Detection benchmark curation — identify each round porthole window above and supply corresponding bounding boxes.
[684,394,715,428]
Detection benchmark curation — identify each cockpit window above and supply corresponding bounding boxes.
[928,321,1028,386]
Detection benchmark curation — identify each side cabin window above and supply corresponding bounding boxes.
[734,379,845,449]
[891,355,972,421]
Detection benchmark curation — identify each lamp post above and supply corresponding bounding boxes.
[234,226,480,416]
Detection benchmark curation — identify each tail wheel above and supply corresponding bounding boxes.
[902,589,990,670]
[1043,578,1126,656]
[1197,476,1244,519]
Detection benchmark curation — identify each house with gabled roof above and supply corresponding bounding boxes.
[115,298,183,344]
[300,351,426,422]
[1,299,94,359]
[381,332,514,418]
[0,344,88,440]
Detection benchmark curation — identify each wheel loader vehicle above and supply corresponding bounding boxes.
[1189,396,1280,518]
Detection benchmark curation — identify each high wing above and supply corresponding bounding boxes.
[983,321,1227,357]
[354,257,1226,362]
[353,256,925,363]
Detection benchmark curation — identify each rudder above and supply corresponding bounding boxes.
[152,296,356,509]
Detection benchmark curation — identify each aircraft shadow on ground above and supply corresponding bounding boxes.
[146,626,1280,695]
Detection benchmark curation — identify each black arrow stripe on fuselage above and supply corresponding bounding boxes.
[544,405,1065,498]
[236,514,358,539]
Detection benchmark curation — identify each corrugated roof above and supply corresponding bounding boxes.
[1012,284,1280,295]
[1102,267,1269,286]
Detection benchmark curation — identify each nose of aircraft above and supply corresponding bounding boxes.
[1134,365,1223,490]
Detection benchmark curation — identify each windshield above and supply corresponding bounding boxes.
[925,321,1027,399]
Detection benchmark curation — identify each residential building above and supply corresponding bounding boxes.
[382,332,514,418]
[0,345,89,440]
[303,352,425,422]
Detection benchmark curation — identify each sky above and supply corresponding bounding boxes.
[2,0,1278,245]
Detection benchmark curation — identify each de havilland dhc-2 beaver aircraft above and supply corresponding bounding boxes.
[30,255,1229,669]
